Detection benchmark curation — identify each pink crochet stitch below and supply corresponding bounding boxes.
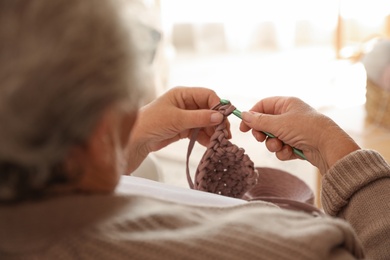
[186,101,258,199]
[185,101,322,215]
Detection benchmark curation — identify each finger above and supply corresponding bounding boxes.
[248,96,287,115]
[265,137,283,152]
[239,121,252,132]
[275,145,295,161]
[174,87,221,109]
[203,118,231,139]
[251,129,266,142]
[196,131,213,146]
[241,111,281,139]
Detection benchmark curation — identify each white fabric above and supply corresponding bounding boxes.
[130,154,163,181]
[116,175,247,207]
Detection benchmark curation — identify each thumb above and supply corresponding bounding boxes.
[241,111,275,134]
[180,110,224,129]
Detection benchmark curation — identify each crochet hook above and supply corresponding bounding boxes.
[220,99,307,160]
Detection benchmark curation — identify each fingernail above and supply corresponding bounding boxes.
[210,112,223,123]
[241,111,256,123]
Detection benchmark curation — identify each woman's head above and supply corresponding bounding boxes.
[0,0,148,202]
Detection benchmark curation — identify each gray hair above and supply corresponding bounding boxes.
[0,0,150,202]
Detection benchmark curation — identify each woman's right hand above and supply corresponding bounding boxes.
[239,96,360,175]
[126,86,226,174]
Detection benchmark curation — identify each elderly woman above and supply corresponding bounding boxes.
[0,1,389,259]
[0,0,223,200]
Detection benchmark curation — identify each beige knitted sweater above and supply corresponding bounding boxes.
[0,150,389,259]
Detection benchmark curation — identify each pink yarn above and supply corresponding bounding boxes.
[185,101,322,214]
[186,102,258,199]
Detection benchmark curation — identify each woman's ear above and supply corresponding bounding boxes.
[62,104,138,193]
[63,107,125,193]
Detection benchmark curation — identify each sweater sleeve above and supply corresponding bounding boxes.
[321,149,390,259]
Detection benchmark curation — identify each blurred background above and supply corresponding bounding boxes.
[145,0,390,105]
[134,0,390,206]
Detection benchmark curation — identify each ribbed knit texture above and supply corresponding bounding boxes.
[0,194,363,260]
[322,149,390,259]
[1,149,390,259]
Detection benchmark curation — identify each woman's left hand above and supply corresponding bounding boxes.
[127,86,227,173]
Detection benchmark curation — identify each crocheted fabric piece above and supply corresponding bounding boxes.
[186,102,258,199]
